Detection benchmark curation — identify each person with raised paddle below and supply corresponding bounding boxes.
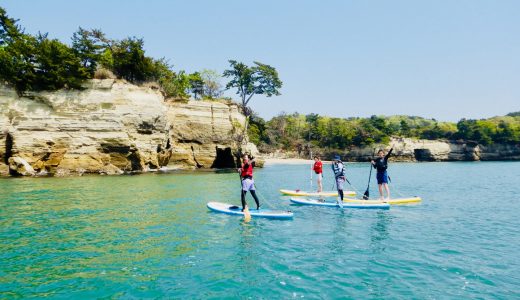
[331,155,346,207]
[312,155,323,193]
[371,147,394,201]
[238,154,261,211]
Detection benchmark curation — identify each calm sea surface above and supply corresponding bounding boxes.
[1,162,519,299]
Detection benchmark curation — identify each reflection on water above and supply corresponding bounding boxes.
[371,211,391,245]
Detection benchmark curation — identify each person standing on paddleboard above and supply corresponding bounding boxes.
[371,147,393,201]
[312,155,323,193]
[331,155,346,202]
[238,154,261,211]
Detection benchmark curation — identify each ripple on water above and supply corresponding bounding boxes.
[1,162,520,298]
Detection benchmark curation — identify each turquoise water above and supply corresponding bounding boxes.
[1,162,519,299]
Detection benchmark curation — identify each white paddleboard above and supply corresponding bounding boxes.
[207,202,294,219]
[290,197,390,209]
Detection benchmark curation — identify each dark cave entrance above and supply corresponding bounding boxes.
[414,149,435,161]
[211,147,236,168]
[5,133,13,164]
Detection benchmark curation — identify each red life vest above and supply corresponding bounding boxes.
[313,161,323,174]
[241,163,254,178]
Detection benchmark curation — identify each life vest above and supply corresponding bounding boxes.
[241,163,254,178]
[332,162,345,178]
[313,161,323,174]
[374,158,388,172]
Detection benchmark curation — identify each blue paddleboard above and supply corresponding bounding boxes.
[207,202,294,219]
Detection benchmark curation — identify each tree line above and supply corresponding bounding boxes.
[249,112,520,152]
[0,7,224,99]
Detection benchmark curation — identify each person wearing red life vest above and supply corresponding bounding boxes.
[238,154,260,211]
[312,155,323,192]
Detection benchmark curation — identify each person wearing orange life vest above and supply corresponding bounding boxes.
[312,155,323,193]
[238,154,260,211]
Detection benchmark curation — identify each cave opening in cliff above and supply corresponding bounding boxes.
[211,147,236,168]
[414,149,435,161]
[5,133,13,164]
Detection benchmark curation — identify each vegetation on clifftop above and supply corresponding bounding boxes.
[0,7,224,99]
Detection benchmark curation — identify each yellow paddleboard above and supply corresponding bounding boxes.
[279,189,356,197]
[343,197,422,205]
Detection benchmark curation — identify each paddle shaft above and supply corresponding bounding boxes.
[239,173,245,205]
[363,149,377,199]
[367,164,373,187]
[309,147,313,190]
[367,148,376,187]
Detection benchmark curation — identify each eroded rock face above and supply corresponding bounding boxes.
[0,80,255,176]
[8,156,36,176]
[165,100,255,169]
[341,138,520,162]
[0,80,171,176]
[478,143,520,160]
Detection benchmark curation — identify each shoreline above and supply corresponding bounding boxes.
[261,157,520,166]
[263,158,313,165]
[263,158,336,165]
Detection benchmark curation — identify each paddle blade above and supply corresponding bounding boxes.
[363,189,369,200]
[243,206,251,222]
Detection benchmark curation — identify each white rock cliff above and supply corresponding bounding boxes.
[0,80,253,176]
[341,138,520,162]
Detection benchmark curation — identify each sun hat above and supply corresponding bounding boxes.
[334,155,341,161]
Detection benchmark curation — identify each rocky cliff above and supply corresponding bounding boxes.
[267,137,520,162]
[0,80,254,177]
[340,138,520,162]
[166,99,257,169]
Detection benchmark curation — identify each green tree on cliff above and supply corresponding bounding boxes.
[200,69,223,99]
[110,37,156,83]
[32,34,89,90]
[188,72,204,99]
[71,27,105,76]
[0,7,90,94]
[223,60,282,118]
[400,119,411,136]
[0,8,37,94]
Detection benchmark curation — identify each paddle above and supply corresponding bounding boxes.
[309,148,313,192]
[308,130,313,192]
[243,206,251,222]
[363,149,376,200]
[362,167,373,200]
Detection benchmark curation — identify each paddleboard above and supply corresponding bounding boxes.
[207,202,294,219]
[343,197,422,205]
[290,197,390,209]
[279,189,356,197]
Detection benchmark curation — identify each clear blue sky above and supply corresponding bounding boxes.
[2,0,519,121]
